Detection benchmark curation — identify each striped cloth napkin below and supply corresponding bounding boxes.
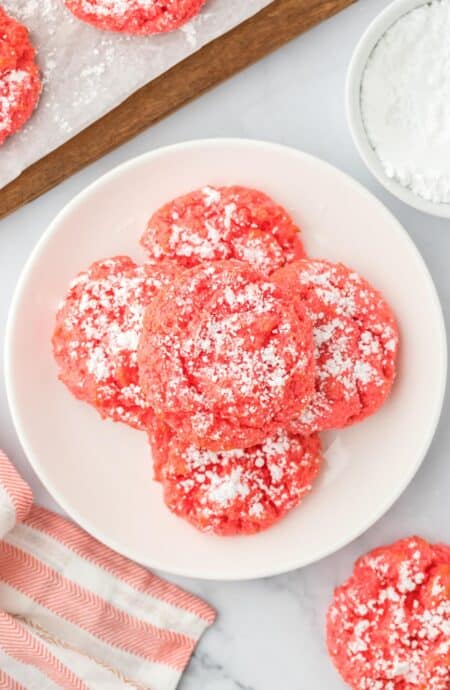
[0,449,215,690]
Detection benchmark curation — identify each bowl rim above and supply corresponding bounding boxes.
[346,0,450,219]
[5,138,448,579]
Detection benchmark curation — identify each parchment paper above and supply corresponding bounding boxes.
[0,0,273,190]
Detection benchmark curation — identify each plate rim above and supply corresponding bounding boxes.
[5,138,448,580]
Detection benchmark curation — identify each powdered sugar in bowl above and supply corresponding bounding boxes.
[347,0,450,218]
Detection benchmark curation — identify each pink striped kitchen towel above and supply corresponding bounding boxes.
[0,448,215,689]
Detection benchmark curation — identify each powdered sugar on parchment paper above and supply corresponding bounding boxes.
[0,0,273,189]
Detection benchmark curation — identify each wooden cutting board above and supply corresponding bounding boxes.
[0,0,356,220]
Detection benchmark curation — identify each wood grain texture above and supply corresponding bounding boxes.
[0,0,356,220]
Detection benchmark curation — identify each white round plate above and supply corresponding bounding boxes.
[5,139,447,580]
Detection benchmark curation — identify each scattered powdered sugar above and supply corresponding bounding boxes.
[142,261,314,445]
[54,257,171,428]
[77,0,172,18]
[222,201,236,231]
[86,345,111,380]
[0,7,42,144]
[163,429,322,533]
[0,70,32,137]
[0,0,272,188]
[189,291,290,407]
[207,467,250,505]
[232,234,284,274]
[282,260,398,434]
[398,560,425,593]
[328,538,450,690]
[169,220,221,260]
[142,185,304,275]
[202,185,221,206]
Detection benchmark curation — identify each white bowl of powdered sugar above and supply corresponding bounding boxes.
[347,0,450,218]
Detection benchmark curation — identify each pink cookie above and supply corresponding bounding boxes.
[64,0,206,35]
[0,7,41,145]
[53,256,178,429]
[141,185,306,275]
[272,259,399,434]
[150,420,323,536]
[139,260,315,450]
[327,537,450,690]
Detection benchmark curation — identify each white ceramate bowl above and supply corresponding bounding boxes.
[5,139,447,580]
[346,0,450,219]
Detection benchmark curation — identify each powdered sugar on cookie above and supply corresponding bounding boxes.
[0,7,41,145]
[273,259,399,434]
[139,260,315,449]
[65,0,206,35]
[157,426,323,535]
[141,186,306,275]
[53,256,178,428]
[327,537,450,690]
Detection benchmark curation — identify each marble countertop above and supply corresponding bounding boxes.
[0,1,449,688]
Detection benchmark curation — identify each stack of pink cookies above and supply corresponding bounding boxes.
[53,185,399,535]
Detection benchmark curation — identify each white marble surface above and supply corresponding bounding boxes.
[0,1,449,688]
